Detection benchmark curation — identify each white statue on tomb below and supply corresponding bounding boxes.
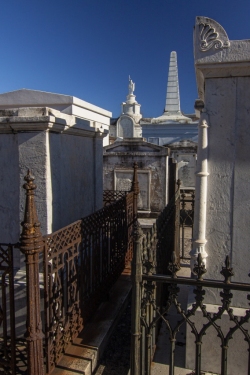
[128,76,135,95]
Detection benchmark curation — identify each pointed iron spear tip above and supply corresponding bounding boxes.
[24,169,35,186]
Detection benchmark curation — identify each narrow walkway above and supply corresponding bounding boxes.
[51,269,132,375]
[93,297,131,375]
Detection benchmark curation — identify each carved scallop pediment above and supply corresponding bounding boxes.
[196,16,230,52]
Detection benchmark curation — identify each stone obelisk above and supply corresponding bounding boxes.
[153,51,191,123]
[164,51,181,114]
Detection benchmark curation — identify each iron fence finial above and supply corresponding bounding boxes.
[193,252,207,280]
[168,250,181,278]
[221,255,234,284]
[20,170,43,254]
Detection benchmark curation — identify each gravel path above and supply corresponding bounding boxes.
[94,298,132,375]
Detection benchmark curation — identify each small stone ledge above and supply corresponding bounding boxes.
[0,108,107,138]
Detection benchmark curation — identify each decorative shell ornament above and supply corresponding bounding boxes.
[196,16,230,52]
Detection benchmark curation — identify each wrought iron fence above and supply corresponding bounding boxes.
[180,189,195,260]
[130,184,180,375]
[43,220,83,374]
[43,192,134,373]
[0,164,138,375]
[131,224,250,375]
[103,190,129,205]
[156,183,180,273]
[0,243,16,375]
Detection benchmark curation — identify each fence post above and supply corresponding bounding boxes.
[131,162,142,375]
[130,220,142,375]
[132,162,139,218]
[20,171,44,375]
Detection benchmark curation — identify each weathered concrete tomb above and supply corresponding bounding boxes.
[0,89,112,268]
[103,138,170,216]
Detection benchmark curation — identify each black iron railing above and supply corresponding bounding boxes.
[0,243,16,375]
[140,254,250,375]
[131,184,180,375]
[130,217,250,375]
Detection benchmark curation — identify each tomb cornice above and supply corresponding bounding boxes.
[0,111,107,138]
[194,16,250,101]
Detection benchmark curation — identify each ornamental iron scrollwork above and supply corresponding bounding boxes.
[0,243,16,375]
[130,179,250,375]
[43,191,134,373]
[135,252,250,375]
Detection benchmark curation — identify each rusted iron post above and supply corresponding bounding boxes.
[130,221,142,375]
[130,162,142,375]
[20,171,44,375]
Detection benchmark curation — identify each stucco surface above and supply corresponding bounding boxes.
[49,132,101,231]
[204,77,250,305]
[0,109,104,270]
[0,135,20,266]
[103,140,169,213]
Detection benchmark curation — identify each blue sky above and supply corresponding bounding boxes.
[1,0,249,118]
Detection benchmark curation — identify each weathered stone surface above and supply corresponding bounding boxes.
[0,104,107,269]
[103,139,170,214]
[115,169,150,210]
[193,16,250,303]
[118,116,134,138]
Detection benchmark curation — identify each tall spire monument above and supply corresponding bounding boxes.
[152,51,191,123]
[165,51,181,113]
